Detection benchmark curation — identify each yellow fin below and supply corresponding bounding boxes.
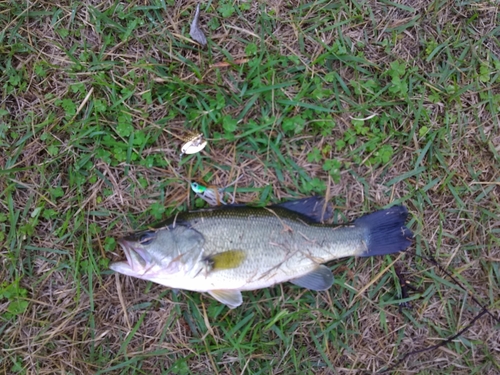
[206,250,246,270]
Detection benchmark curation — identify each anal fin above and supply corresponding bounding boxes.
[290,265,334,291]
[208,290,243,309]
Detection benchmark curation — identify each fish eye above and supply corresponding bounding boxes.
[139,231,156,245]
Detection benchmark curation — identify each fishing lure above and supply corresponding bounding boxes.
[191,182,229,206]
[190,176,242,206]
[180,133,207,159]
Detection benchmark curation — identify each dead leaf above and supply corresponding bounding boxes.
[190,4,207,46]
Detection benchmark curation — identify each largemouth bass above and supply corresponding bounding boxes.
[110,197,413,308]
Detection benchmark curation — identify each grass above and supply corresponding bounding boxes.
[1,0,499,373]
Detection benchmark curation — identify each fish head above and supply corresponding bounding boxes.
[109,232,155,277]
[110,225,205,286]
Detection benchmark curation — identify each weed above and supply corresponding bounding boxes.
[0,0,498,373]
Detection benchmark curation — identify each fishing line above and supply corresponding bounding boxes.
[379,308,491,373]
[411,250,499,323]
[378,248,499,373]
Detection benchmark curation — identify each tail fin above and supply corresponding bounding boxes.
[355,205,413,257]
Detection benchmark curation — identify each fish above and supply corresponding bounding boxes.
[110,197,413,309]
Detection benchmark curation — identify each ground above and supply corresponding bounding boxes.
[0,0,499,374]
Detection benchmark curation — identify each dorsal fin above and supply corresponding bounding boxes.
[273,196,333,223]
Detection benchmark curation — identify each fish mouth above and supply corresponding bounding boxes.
[110,238,149,275]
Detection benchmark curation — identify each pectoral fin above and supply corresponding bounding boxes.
[208,290,243,309]
[204,250,246,270]
[290,265,334,291]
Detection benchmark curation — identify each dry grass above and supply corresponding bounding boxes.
[1,0,499,374]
